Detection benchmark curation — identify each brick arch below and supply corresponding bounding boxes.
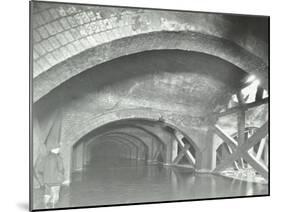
[61,108,206,181]
[74,124,166,165]
[70,119,166,149]
[32,3,268,77]
[32,3,268,102]
[65,108,203,153]
[34,31,268,102]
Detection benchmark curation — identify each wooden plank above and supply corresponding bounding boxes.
[237,111,246,145]
[214,121,268,172]
[237,109,246,168]
[173,144,195,165]
[243,122,268,150]
[226,144,240,170]
[213,125,239,168]
[173,151,184,164]
[173,131,196,165]
[264,141,269,166]
[216,97,268,117]
[173,144,189,164]
[243,153,268,180]
[213,125,238,150]
[256,137,267,160]
[186,150,196,165]
[174,132,185,147]
[153,150,161,161]
[237,91,246,104]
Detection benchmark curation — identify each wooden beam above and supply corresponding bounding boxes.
[213,125,240,169]
[173,151,184,164]
[237,111,246,145]
[173,143,195,165]
[256,137,267,160]
[153,150,161,161]
[173,144,189,164]
[173,131,196,165]
[237,106,246,168]
[243,153,268,180]
[214,121,268,172]
[216,97,268,117]
[264,141,269,166]
[243,122,268,150]
[174,132,185,147]
[237,91,246,105]
[213,125,238,150]
[186,150,196,165]
[226,144,240,170]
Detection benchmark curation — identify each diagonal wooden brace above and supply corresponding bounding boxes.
[243,153,268,180]
[213,125,238,151]
[215,97,268,117]
[173,132,195,165]
[214,122,268,179]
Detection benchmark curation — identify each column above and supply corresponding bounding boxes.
[196,128,216,172]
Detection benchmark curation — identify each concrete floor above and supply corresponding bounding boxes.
[33,157,268,210]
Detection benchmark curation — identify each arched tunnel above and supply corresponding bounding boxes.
[32,2,269,209]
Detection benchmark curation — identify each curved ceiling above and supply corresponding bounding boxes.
[34,50,250,149]
[35,50,247,119]
[32,2,268,101]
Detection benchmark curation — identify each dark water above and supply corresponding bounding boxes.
[33,158,268,209]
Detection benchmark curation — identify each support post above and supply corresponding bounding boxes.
[196,128,216,172]
[171,139,178,162]
[237,91,246,168]
[264,138,268,166]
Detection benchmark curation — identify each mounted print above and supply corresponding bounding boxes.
[30,0,269,211]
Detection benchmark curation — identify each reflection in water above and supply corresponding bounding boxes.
[33,157,268,209]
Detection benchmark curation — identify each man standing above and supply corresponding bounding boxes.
[35,142,65,208]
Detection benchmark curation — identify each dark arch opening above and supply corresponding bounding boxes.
[70,117,201,177]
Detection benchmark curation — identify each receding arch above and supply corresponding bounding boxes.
[76,130,150,152]
[66,108,202,153]
[87,136,138,160]
[100,135,146,160]
[86,131,149,158]
[61,109,204,181]
[103,122,166,147]
[71,137,134,172]
[71,130,151,173]
[94,131,149,153]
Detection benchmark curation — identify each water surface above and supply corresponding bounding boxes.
[33,157,268,209]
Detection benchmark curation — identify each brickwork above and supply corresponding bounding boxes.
[34,50,240,162]
[31,2,269,183]
[32,2,268,101]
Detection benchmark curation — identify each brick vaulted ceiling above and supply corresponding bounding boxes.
[34,50,247,145]
[31,2,269,102]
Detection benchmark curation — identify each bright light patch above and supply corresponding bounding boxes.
[263,90,268,98]
[246,75,256,83]
[241,79,260,103]
[252,79,260,86]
